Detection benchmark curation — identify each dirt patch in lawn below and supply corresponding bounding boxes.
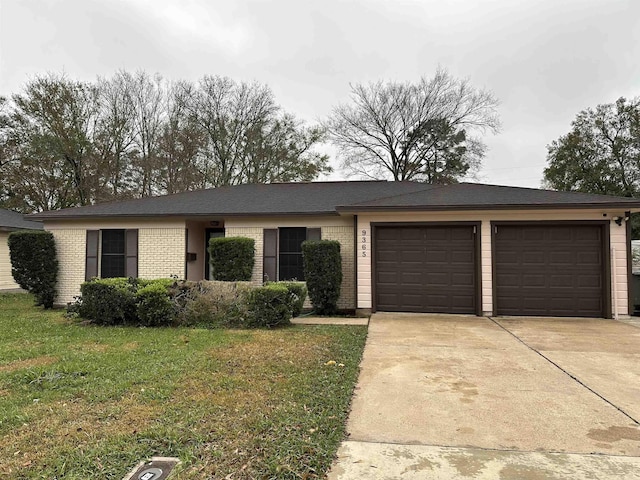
[0,356,58,373]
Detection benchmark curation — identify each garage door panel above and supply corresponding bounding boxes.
[522,252,546,264]
[451,272,474,286]
[577,275,601,288]
[522,274,546,286]
[426,272,448,285]
[452,251,474,263]
[375,225,477,314]
[548,274,574,287]
[577,251,601,265]
[578,228,602,242]
[523,228,546,241]
[495,224,605,317]
[401,272,424,285]
[401,250,424,262]
[549,229,574,241]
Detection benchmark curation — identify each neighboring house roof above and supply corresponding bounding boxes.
[337,183,640,211]
[0,209,43,231]
[28,181,434,219]
[28,181,640,221]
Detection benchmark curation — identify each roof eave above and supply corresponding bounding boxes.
[30,210,342,221]
[336,203,640,213]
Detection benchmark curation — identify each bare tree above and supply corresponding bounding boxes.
[239,114,330,184]
[1,70,330,212]
[186,76,330,186]
[186,76,278,186]
[326,69,500,182]
[93,72,138,201]
[127,71,166,196]
[155,80,206,194]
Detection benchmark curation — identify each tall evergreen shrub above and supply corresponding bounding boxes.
[8,230,58,308]
[208,237,255,281]
[302,240,342,315]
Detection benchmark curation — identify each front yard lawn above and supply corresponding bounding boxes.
[0,294,367,479]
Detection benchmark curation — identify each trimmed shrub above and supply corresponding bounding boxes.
[245,284,292,328]
[136,278,176,289]
[172,280,251,328]
[78,279,137,325]
[136,282,175,327]
[8,230,58,308]
[208,237,255,281]
[302,240,342,315]
[274,281,307,317]
[73,277,175,325]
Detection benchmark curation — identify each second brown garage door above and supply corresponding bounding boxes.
[493,223,607,317]
[374,225,478,314]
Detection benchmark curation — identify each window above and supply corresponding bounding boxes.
[278,227,307,281]
[263,227,320,283]
[101,229,126,278]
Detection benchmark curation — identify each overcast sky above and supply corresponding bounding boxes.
[1,0,639,188]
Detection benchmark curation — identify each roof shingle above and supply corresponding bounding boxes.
[29,181,433,219]
[0,209,43,230]
[27,181,640,220]
[337,183,640,211]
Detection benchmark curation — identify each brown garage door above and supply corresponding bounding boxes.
[494,224,606,317]
[374,225,477,314]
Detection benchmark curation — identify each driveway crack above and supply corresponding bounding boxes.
[488,316,640,426]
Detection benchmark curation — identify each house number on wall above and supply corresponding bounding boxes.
[361,229,368,257]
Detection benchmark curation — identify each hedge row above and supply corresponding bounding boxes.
[69,278,307,328]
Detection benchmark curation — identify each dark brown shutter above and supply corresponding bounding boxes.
[125,229,138,278]
[85,230,99,280]
[307,228,321,241]
[263,229,277,283]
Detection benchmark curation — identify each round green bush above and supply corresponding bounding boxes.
[136,283,175,327]
[245,284,292,328]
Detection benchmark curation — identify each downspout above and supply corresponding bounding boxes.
[612,245,619,320]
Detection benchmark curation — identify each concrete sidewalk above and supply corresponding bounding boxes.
[328,313,640,479]
[330,442,640,479]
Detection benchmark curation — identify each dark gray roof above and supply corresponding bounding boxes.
[29,181,433,219]
[28,181,640,221]
[337,183,640,211]
[0,209,43,230]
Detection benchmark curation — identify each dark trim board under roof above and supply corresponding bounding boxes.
[28,181,640,220]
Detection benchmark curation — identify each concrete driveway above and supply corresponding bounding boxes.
[328,313,640,479]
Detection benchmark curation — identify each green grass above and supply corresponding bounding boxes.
[0,293,367,479]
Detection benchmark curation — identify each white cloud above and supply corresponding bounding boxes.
[128,0,252,55]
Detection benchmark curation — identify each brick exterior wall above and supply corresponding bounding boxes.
[50,229,86,305]
[322,226,355,310]
[138,228,185,280]
[49,226,186,305]
[224,227,265,284]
